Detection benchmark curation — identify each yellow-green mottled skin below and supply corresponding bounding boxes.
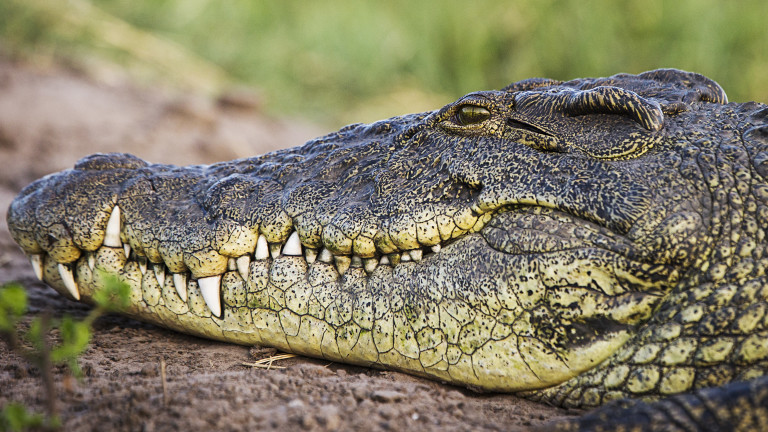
[8,69,768,430]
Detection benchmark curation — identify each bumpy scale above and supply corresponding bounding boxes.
[8,69,768,431]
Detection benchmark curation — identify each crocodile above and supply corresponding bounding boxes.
[7,69,768,430]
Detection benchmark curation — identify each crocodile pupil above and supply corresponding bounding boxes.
[457,104,491,125]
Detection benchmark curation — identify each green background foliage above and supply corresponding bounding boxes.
[1,0,767,126]
[0,278,130,430]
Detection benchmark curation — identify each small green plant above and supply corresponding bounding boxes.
[0,276,131,431]
[0,404,44,432]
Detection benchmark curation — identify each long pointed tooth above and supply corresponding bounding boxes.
[228,258,237,271]
[269,243,281,259]
[138,258,147,275]
[410,249,423,262]
[335,256,351,275]
[379,255,390,266]
[431,244,441,253]
[103,206,122,247]
[173,273,188,302]
[255,235,269,260]
[57,263,80,300]
[318,248,333,264]
[87,254,95,272]
[154,265,165,287]
[199,275,222,317]
[123,243,131,258]
[236,255,251,280]
[29,255,43,280]
[364,258,378,274]
[283,232,302,256]
[305,248,318,264]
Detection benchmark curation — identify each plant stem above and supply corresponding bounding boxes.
[39,313,58,420]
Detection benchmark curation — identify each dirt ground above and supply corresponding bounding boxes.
[0,58,576,431]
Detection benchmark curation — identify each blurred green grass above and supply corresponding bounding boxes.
[1,0,767,126]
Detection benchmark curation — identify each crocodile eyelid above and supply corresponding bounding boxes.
[436,96,496,133]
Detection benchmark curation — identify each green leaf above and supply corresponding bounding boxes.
[51,317,91,363]
[0,402,44,432]
[0,284,27,332]
[25,316,46,352]
[92,275,131,312]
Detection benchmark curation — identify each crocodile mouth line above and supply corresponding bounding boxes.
[28,204,470,318]
[27,201,649,320]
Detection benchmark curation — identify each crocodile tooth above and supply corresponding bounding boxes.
[379,255,390,266]
[351,256,363,268]
[236,255,251,280]
[87,254,95,271]
[154,265,165,288]
[58,263,80,300]
[283,232,302,256]
[199,275,222,317]
[123,243,131,258]
[138,258,147,275]
[410,249,423,262]
[255,235,269,260]
[227,257,237,271]
[318,248,333,264]
[364,258,378,274]
[173,273,188,302]
[269,242,281,259]
[431,244,441,253]
[335,256,351,275]
[305,248,318,264]
[30,254,43,280]
[401,252,412,262]
[103,206,122,247]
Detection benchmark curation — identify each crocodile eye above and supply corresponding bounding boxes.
[456,105,491,125]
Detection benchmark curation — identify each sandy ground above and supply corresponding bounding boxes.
[0,58,576,431]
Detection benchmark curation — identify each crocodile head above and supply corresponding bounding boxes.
[10,69,765,402]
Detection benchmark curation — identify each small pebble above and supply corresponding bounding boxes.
[140,365,157,377]
[287,399,305,409]
[316,405,341,430]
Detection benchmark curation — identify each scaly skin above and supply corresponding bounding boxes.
[8,69,768,429]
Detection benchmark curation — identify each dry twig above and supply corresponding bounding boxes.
[242,353,296,370]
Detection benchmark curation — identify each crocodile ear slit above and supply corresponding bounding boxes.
[565,86,664,132]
